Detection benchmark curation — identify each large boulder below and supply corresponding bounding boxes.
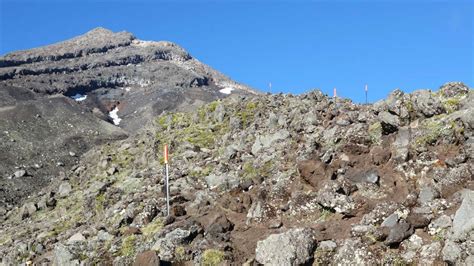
[255,228,316,265]
[451,190,474,241]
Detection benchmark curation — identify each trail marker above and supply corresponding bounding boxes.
[164,144,170,216]
[269,82,272,91]
[365,84,368,105]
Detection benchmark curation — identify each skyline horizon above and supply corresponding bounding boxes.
[1,1,472,102]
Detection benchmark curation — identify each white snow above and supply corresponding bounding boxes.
[219,87,234,94]
[71,93,87,101]
[109,107,122,125]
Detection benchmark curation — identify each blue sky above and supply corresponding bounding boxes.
[1,0,472,102]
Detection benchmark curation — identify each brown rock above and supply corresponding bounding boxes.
[172,205,186,217]
[297,159,329,189]
[122,226,142,236]
[406,213,431,229]
[133,250,160,266]
[371,146,391,165]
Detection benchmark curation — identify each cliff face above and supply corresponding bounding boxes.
[0,28,256,207]
[1,81,472,265]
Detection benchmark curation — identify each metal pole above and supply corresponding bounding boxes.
[164,144,170,217]
[365,84,368,105]
[165,163,170,216]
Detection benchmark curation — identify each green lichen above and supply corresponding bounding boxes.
[175,246,186,262]
[237,101,258,128]
[414,115,454,147]
[208,101,219,112]
[95,193,106,214]
[241,161,273,180]
[201,249,225,266]
[120,235,136,257]
[368,122,382,145]
[189,165,214,178]
[317,207,334,222]
[141,218,164,236]
[0,235,12,246]
[442,97,461,114]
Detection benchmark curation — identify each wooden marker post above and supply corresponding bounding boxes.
[164,144,170,216]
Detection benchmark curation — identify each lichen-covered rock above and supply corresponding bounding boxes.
[255,228,316,265]
[333,239,376,265]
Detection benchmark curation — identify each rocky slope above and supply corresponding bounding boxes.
[0,28,256,208]
[0,82,473,265]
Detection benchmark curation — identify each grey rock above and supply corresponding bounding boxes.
[451,190,474,241]
[223,145,238,160]
[439,82,469,98]
[381,213,399,228]
[442,240,461,264]
[317,189,355,215]
[251,129,290,154]
[14,170,27,178]
[246,200,265,224]
[268,218,282,229]
[255,228,316,266]
[213,103,226,123]
[418,186,439,205]
[378,111,400,134]
[67,232,86,244]
[333,239,376,265]
[412,90,444,117]
[152,228,192,261]
[53,243,79,266]
[428,214,452,236]
[20,202,36,219]
[347,169,379,184]
[106,166,118,176]
[57,182,72,198]
[319,240,337,251]
[419,242,442,264]
[463,255,474,265]
[385,221,414,245]
[204,174,239,191]
[391,128,410,162]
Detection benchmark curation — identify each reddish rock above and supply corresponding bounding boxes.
[133,250,160,266]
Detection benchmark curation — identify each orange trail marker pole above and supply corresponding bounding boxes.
[164,144,170,216]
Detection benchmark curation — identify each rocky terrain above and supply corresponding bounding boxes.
[0,81,473,265]
[0,28,256,208]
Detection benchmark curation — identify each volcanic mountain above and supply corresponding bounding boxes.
[0,27,257,207]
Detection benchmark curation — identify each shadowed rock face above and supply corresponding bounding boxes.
[0,28,256,206]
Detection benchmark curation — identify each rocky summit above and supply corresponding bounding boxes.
[0,28,256,208]
[0,76,473,265]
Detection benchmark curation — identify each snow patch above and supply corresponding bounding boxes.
[71,93,87,101]
[109,107,122,125]
[219,87,234,94]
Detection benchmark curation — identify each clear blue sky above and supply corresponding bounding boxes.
[1,0,472,102]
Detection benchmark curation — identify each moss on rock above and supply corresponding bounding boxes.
[201,249,225,266]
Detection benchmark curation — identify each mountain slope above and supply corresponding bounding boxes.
[0,82,472,265]
[0,27,257,132]
[0,28,257,207]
